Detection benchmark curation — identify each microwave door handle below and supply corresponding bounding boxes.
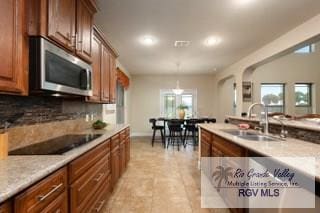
[86,69,92,90]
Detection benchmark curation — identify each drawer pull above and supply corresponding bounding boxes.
[94,173,104,182]
[94,200,106,212]
[38,183,63,202]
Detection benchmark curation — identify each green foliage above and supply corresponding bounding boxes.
[177,104,189,110]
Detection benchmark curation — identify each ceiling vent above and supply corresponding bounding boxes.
[174,41,191,48]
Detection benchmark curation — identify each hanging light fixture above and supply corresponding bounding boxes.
[172,62,184,95]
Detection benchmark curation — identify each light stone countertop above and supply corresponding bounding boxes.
[198,123,320,182]
[0,124,129,203]
[227,115,320,132]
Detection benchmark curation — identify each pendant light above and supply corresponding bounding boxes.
[172,62,184,95]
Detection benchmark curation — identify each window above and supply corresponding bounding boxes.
[261,84,285,113]
[160,89,197,118]
[295,84,312,106]
[295,44,315,54]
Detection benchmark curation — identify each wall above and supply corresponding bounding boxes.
[249,43,320,115]
[129,74,216,136]
[214,14,320,120]
[217,76,236,121]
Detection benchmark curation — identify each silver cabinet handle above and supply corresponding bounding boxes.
[94,173,104,182]
[94,200,106,212]
[38,183,63,202]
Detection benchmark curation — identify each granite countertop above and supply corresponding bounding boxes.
[227,115,320,132]
[0,124,129,203]
[198,123,320,182]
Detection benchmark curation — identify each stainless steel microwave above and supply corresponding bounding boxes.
[29,37,92,96]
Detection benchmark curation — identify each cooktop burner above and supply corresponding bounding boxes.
[9,134,103,155]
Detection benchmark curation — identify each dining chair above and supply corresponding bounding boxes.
[206,118,217,123]
[167,119,184,151]
[149,118,165,147]
[183,119,198,150]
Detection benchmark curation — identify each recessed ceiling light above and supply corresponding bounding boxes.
[140,35,156,46]
[235,0,254,6]
[204,36,222,47]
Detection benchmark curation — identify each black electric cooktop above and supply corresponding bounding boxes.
[9,134,103,155]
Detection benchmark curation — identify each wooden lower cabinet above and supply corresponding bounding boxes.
[7,128,130,213]
[200,128,246,213]
[0,201,12,213]
[14,167,67,213]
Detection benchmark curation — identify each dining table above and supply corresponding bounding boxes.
[156,117,213,143]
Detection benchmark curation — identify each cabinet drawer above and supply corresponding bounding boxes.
[212,135,245,157]
[41,191,68,213]
[111,134,120,150]
[14,167,67,213]
[85,175,111,213]
[0,200,12,213]
[69,141,109,183]
[70,155,108,213]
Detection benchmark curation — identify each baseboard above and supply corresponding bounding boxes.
[131,132,152,137]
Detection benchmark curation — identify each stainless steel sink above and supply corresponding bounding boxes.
[221,129,257,136]
[221,129,278,142]
[238,135,277,142]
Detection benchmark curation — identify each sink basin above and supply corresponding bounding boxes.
[221,129,278,142]
[238,135,277,142]
[221,129,257,136]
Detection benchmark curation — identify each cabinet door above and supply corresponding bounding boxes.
[0,200,12,213]
[125,136,130,166]
[119,142,126,176]
[76,0,94,62]
[111,147,120,190]
[0,0,28,95]
[86,34,101,102]
[101,45,110,103]
[109,54,117,103]
[47,0,76,51]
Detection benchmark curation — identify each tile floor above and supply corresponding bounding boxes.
[104,137,229,213]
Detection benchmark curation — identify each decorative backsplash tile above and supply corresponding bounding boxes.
[0,95,102,129]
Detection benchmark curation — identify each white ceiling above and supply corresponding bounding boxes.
[95,0,320,75]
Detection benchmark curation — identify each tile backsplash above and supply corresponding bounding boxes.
[0,95,102,129]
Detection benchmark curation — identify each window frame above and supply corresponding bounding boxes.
[160,89,198,118]
[294,83,312,107]
[260,83,286,113]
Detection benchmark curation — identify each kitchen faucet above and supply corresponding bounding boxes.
[247,103,269,135]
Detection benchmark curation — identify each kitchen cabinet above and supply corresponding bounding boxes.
[101,45,111,102]
[109,54,117,103]
[29,0,97,63]
[3,128,130,213]
[76,0,95,62]
[125,128,131,166]
[111,134,120,190]
[14,167,67,213]
[47,0,76,51]
[119,131,126,176]
[200,129,212,157]
[0,200,12,213]
[86,26,118,103]
[0,0,28,95]
[200,129,246,213]
[69,141,110,213]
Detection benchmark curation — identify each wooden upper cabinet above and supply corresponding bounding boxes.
[76,0,95,62]
[47,0,76,51]
[0,0,28,95]
[101,45,111,103]
[87,34,102,102]
[29,0,97,63]
[109,54,117,104]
